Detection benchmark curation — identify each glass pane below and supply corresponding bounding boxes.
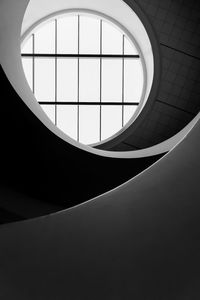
[102,59,122,102]
[101,106,122,140]
[102,21,122,54]
[22,58,33,90]
[57,59,77,102]
[124,59,144,103]
[41,105,55,124]
[21,36,33,54]
[57,106,77,140]
[124,37,138,55]
[34,21,55,53]
[124,106,137,125]
[79,59,100,102]
[35,59,55,101]
[57,16,78,54]
[80,16,100,54]
[79,106,100,144]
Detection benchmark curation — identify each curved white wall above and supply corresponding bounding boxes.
[0,0,199,159]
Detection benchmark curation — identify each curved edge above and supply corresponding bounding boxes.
[0,0,199,163]
[95,0,162,150]
[3,112,199,227]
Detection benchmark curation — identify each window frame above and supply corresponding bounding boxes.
[21,9,148,147]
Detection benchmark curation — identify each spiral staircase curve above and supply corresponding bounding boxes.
[0,0,200,299]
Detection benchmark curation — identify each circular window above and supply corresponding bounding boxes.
[21,11,146,145]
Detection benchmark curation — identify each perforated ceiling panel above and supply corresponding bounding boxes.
[101,0,200,151]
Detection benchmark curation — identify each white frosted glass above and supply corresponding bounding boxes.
[57,59,77,101]
[41,105,55,124]
[124,60,144,102]
[21,36,33,54]
[21,14,146,146]
[80,16,100,54]
[79,59,100,102]
[79,106,100,144]
[57,106,77,140]
[102,21,122,54]
[57,16,78,54]
[102,60,122,102]
[124,106,137,124]
[34,21,55,53]
[101,106,122,140]
[124,37,138,55]
[22,58,33,91]
[35,59,55,101]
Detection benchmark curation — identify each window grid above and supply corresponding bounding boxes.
[32,34,35,94]
[77,15,80,142]
[122,34,125,127]
[22,15,142,144]
[100,19,103,141]
[22,53,140,58]
[55,19,58,126]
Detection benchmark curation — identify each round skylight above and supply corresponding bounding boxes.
[21,11,145,145]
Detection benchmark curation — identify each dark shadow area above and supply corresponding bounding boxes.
[0,67,163,223]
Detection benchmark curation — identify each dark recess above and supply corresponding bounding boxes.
[0,66,163,223]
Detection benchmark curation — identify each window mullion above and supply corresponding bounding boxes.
[122,34,125,127]
[77,15,80,142]
[32,34,35,94]
[55,19,58,126]
[100,20,103,142]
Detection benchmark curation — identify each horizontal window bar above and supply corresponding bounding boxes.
[39,101,139,106]
[21,53,140,59]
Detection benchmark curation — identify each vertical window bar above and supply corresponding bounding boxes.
[99,20,103,142]
[55,19,58,126]
[122,35,125,127]
[32,34,35,94]
[77,15,80,142]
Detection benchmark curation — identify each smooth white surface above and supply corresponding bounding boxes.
[57,106,78,140]
[102,21,122,54]
[35,59,55,101]
[80,16,100,54]
[102,60,122,102]
[57,16,78,54]
[34,21,55,54]
[101,106,122,140]
[79,106,100,144]
[79,59,100,102]
[57,59,78,102]
[124,59,143,102]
